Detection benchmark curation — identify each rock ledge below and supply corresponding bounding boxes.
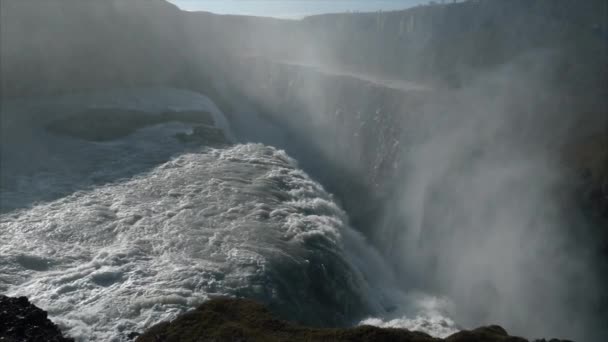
[0,295,73,342]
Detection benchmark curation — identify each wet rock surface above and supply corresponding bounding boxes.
[175,125,228,145]
[135,298,571,342]
[0,295,576,342]
[0,295,73,342]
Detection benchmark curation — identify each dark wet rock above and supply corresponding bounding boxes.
[175,125,228,145]
[128,331,142,340]
[46,109,215,142]
[445,325,526,342]
[136,298,437,342]
[563,132,608,259]
[136,298,546,342]
[564,132,608,217]
[0,294,574,342]
[0,295,73,342]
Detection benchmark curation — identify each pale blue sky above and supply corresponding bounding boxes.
[168,0,430,18]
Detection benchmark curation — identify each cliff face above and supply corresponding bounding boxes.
[222,55,606,238]
[0,0,191,98]
[180,0,607,221]
[4,0,605,114]
[219,59,426,230]
[295,0,607,86]
[3,0,605,107]
[0,295,74,342]
[183,0,607,89]
[565,134,608,225]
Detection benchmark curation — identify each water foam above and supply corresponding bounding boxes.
[1,144,381,340]
[1,87,457,341]
[360,295,459,338]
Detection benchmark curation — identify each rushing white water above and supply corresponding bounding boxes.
[1,143,370,340]
[359,293,459,338]
[0,87,457,341]
[362,316,458,339]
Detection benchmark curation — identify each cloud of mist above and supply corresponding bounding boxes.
[374,52,606,340]
[213,19,607,338]
[168,2,608,339]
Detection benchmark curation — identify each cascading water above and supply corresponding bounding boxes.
[0,87,457,341]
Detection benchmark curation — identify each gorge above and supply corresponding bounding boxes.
[1,0,607,341]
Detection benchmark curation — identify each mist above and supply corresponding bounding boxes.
[1,0,607,341]
[378,56,605,340]
[217,45,606,342]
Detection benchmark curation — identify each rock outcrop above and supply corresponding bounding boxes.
[135,298,569,342]
[0,0,193,98]
[0,295,73,342]
[0,295,577,341]
[568,133,608,219]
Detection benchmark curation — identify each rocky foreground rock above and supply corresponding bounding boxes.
[0,295,73,342]
[0,295,574,342]
[135,298,571,342]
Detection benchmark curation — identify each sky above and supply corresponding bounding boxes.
[168,0,431,19]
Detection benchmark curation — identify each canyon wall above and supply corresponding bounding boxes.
[0,0,192,98]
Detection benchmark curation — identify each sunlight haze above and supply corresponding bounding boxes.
[168,0,430,18]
